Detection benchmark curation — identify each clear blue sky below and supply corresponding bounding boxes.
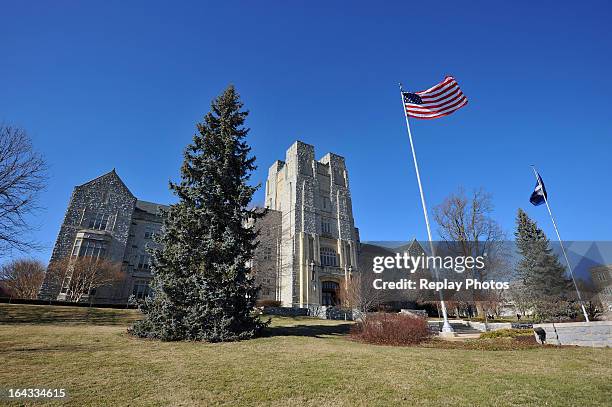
[2,1,611,264]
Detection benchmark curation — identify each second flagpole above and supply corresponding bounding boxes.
[530,167,590,322]
[399,83,454,334]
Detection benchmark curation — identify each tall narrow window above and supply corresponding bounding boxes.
[322,196,331,211]
[321,220,331,235]
[137,254,151,270]
[72,239,82,256]
[263,247,272,260]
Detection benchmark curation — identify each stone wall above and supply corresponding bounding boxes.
[467,321,513,331]
[400,309,428,319]
[308,305,356,320]
[533,321,611,347]
[251,209,282,300]
[39,170,137,300]
[119,200,167,302]
[262,306,309,317]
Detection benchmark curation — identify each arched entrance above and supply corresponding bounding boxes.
[321,280,340,306]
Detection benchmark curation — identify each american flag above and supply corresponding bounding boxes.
[403,76,468,119]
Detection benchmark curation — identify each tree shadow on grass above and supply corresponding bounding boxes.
[263,322,352,339]
[0,305,140,326]
[0,343,113,354]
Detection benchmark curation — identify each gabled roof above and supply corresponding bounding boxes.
[77,168,135,198]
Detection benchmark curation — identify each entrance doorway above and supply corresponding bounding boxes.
[321,281,340,306]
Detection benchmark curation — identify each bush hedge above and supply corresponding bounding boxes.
[350,313,431,346]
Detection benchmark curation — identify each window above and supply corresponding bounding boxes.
[71,241,80,256]
[73,239,106,258]
[144,226,158,239]
[321,196,331,211]
[263,247,273,260]
[137,254,151,270]
[320,247,338,267]
[88,212,110,230]
[321,220,331,235]
[132,280,151,299]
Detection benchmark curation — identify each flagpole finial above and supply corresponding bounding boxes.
[398,82,404,92]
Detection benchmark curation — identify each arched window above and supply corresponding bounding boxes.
[320,247,337,267]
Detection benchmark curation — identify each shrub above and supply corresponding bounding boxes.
[256,299,282,308]
[479,328,533,339]
[350,313,431,346]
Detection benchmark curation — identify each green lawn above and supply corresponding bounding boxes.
[0,304,610,406]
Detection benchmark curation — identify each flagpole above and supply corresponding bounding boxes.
[399,83,453,334]
[530,166,590,322]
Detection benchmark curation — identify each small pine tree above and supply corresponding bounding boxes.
[515,209,571,320]
[130,85,268,342]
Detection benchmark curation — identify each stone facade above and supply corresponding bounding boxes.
[38,170,166,303]
[39,141,360,307]
[261,141,360,307]
[250,209,282,301]
[590,265,612,316]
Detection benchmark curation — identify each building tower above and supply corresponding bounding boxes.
[263,141,359,307]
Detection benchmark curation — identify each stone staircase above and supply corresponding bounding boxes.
[450,322,482,335]
[428,320,482,340]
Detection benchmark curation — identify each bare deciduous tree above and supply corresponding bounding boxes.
[47,257,124,302]
[341,273,384,318]
[507,281,531,317]
[0,258,45,298]
[433,187,509,316]
[433,188,505,253]
[0,125,47,255]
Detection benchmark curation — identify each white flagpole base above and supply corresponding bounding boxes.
[440,320,456,337]
[581,304,590,322]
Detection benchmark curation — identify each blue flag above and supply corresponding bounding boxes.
[530,172,547,206]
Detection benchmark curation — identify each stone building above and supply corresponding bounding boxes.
[590,265,612,316]
[249,209,282,302]
[39,141,360,307]
[38,170,166,303]
[259,141,360,308]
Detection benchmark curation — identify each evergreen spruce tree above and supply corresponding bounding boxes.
[515,208,571,319]
[130,85,267,342]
